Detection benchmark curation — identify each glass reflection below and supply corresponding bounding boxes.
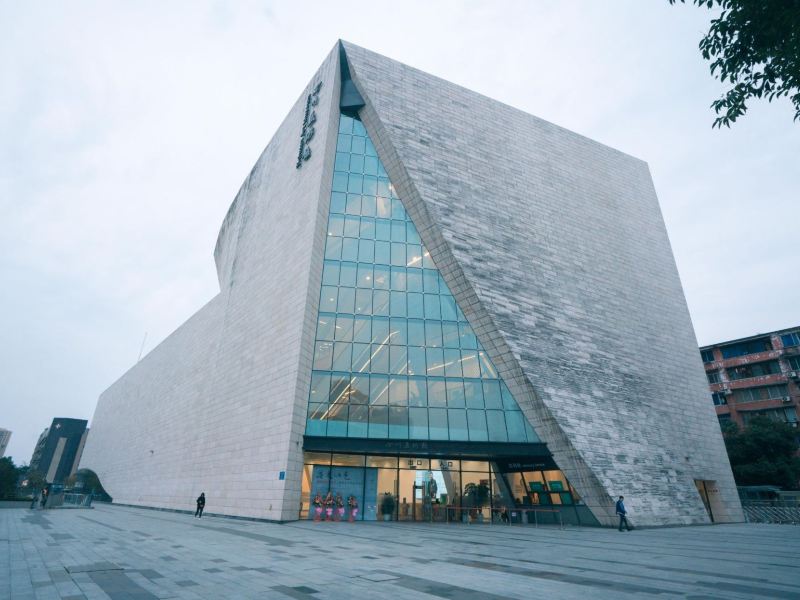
[305,113,542,444]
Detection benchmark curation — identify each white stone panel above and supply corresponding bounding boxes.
[342,41,742,525]
[81,46,341,520]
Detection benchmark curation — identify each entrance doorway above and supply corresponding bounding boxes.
[398,462,459,521]
[694,479,715,522]
[299,452,595,525]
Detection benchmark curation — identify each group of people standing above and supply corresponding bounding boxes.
[312,491,359,522]
[29,487,49,510]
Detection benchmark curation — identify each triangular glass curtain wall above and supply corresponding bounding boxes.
[305,113,541,444]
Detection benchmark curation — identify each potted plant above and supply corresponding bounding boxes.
[380,492,395,521]
[463,482,490,523]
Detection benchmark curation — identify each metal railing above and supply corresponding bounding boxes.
[45,493,93,509]
[418,505,565,528]
[63,493,93,507]
[490,507,564,529]
[304,502,573,527]
[743,504,800,525]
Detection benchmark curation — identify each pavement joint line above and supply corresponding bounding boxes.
[3,505,800,599]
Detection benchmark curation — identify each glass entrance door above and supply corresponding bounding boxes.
[398,464,460,521]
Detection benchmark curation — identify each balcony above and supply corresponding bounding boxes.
[726,374,787,389]
[720,350,781,368]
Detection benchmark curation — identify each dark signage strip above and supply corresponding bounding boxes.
[296,81,323,169]
[303,436,554,466]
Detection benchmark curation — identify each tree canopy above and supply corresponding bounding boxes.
[722,417,800,489]
[0,457,19,499]
[670,0,800,127]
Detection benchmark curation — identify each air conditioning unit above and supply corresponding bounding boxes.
[781,396,793,403]
[788,371,799,379]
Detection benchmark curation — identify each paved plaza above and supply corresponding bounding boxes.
[1,504,798,599]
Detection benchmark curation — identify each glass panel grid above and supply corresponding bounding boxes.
[306,113,541,443]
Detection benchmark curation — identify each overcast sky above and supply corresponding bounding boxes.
[1,1,798,463]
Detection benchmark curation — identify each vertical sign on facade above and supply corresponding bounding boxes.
[296,81,323,169]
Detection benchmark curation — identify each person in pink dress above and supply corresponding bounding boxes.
[312,493,323,521]
[348,495,359,522]
[335,493,345,521]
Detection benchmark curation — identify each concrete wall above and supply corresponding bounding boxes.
[342,41,743,525]
[80,45,341,520]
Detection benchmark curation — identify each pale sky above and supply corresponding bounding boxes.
[1,1,798,463]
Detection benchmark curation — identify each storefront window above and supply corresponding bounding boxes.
[304,452,332,465]
[400,457,430,470]
[332,454,365,467]
[461,460,489,472]
[301,452,580,523]
[461,470,491,523]
[300,463,313,518]
[490,464,515,512]
[366,455,397,468]
[376,468,397,520]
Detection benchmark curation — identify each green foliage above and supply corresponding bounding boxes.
[380,492,395,515]
[670,0,800,127]
[76,469,112,501]
[720,420,739,436]
[722,416,800,489]
[463,482,490,506]
[25,470,47,492]
[0,457,18,499]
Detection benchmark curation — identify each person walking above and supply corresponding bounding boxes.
[40,487,49,509]
[195,492,206,518]
[616,495,631,531]
[30,491,39,510]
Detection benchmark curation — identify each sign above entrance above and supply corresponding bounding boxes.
[494,456,558,472]
[303,436,550,460]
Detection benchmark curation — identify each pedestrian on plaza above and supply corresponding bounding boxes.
[347,495,358,522]
[335,493,345,521]
[30,491,39,510]
[195,492,206,518]
[40,487,49,509]
[324,491,334,520]
[615,495,632,531]
[312,493,323,521]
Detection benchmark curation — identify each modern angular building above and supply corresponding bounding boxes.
[0,428,11,458]
[81,41,743,526]
[29,418,89,484]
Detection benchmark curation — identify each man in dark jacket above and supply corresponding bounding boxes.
[616,495,631,531]
[195,492,206,518]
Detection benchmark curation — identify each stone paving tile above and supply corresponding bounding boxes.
[2,505,800,599]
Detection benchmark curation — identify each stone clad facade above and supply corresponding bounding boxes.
[81,41,742,525]
[81,48,340,520]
